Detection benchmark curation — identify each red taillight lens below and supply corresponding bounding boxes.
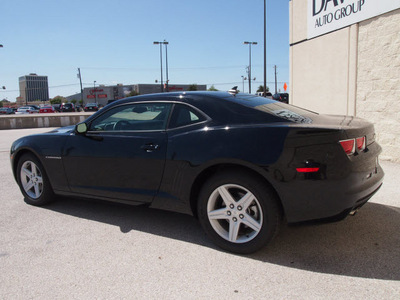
[356,136,366,151]
[296,167,320,173]
[340,139,355,155]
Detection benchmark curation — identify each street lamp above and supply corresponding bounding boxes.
[93,80,97,104]
[164,40,169,92]
[243,41,257,94]
[153,40,169,92]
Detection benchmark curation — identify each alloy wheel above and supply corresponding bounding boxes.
[207,184,263,243]
[20,160,43,199]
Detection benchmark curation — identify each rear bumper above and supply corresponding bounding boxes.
[274,157,384,223]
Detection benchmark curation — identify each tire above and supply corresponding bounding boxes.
[16,153,54,206]
[197,171,281,254]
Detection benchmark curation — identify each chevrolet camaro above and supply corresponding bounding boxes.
[10,91,384,253]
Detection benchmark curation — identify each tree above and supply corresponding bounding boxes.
[71,99,77,105]
[257,85,269,93]
[50,96,66,104]
[188,84,198,91]
[208,85,218,91]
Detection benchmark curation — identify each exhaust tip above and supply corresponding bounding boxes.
[349,209,358,216]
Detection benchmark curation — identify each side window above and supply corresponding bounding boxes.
[168,104,207,129]
[89,103,172,131]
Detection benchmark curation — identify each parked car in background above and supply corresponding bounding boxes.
[273,93,289,104]
[10,91,384,254]
[0,107,15,114]
[256,91,273,98]
[52,104,61,112]
[15,106,40,114]
[39,105,55,113]
[75,105,84,112]
[84,103,99,112]
[60,103,75,112]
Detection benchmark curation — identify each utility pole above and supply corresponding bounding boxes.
[274,65,278,95]
[243,41,257,94]
[94,81,97,104]
[164,40,169,92]
[77,68,83,104]
[264,0,267,97]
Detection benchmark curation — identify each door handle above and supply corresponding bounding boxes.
[141,143,159,152]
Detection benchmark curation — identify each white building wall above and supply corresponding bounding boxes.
[356,10,400,161]
[290,0,400,162]
[290,26,357,115]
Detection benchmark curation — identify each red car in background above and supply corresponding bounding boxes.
[39,105,56,113]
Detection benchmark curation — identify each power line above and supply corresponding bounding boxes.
[80,64,287,72]
[1,83,81,93]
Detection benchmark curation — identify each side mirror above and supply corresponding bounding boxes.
[76,122,88,134]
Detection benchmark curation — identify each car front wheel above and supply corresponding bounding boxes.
[16,153,54,206]
[197,171,281,254]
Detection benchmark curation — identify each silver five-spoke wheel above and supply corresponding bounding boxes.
[17,153,54,206]
[20,160,43,199]
[198,171,281,254]
[207,184,263,243]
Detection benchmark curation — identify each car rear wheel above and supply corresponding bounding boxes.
[17,153,54,206]
[197,171,281,254]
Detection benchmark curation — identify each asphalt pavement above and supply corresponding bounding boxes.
[0,128,399,299]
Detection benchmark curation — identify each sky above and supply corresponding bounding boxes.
[0,0,290,101]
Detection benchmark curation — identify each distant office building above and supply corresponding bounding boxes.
[67,83,207,106]
[18,73,49,105]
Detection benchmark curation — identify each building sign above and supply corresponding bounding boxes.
[98,94,107,98]
[308,0,400,38]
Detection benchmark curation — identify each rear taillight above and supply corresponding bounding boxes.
[340,136,366,155]
[296,167,320,173]
[356,136,366,151]
[340,139,355,155]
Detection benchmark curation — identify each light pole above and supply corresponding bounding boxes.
[164,40,169,92]
[154,41,169,92]
[243,41,257,94]
[93,80,97,104]
[241,75,247,93]
[264,0,267,97]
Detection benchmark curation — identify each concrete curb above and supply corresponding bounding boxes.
[0,113,94,130]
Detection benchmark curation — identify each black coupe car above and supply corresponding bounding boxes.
[10,91,384,253]
[84,103,100,112]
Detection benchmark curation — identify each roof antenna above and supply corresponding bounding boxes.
[228,86,239,95]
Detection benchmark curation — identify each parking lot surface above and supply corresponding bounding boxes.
[1,128,399,299]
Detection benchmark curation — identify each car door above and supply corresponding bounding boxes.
[62,102,172,203]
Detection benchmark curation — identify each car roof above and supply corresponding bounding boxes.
[90,91,286,125]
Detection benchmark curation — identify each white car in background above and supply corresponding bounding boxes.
[15,106,40,114]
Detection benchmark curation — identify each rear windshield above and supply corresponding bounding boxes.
[224,94,318,124]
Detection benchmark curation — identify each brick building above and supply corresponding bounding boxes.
[289,0,400,162]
